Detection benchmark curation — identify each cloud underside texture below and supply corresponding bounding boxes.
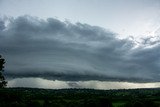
[0,16,160,82]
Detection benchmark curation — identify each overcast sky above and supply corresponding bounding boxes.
[0,0,160,89]
[0,0,160,37]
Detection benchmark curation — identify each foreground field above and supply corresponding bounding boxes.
[0,88,160,107]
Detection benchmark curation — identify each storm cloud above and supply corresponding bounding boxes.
[0,16,160,82]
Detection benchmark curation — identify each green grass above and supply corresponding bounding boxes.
[112,102,126,107]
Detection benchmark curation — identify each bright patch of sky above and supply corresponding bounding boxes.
[7,78,160,89]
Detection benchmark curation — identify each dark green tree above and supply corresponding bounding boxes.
[0,55,7,88]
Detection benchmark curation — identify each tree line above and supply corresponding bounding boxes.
[0,55,7,88]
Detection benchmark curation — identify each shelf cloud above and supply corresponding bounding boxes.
[0,16,160,82]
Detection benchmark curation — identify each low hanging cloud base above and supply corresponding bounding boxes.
[0,16,160,83]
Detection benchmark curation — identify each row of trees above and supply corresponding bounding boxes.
[0,55,7,88]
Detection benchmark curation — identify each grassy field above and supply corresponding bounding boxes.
[0,88,160,107]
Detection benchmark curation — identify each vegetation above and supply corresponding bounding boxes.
[0,88,160,107]
[0,55,7,88]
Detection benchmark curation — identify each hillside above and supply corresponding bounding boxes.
[0,88,160,107]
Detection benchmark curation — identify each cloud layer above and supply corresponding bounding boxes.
[0,16,160,82]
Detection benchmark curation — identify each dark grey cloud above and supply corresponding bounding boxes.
[0,20,5,31]
[0,15,160,82]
